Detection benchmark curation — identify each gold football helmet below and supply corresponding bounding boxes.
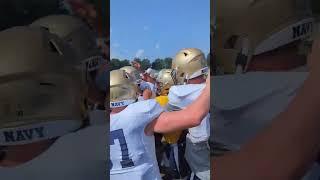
[30,14,104,82]
[215,0,317,74]
[156,69,174,96]
[0,26,85,145]
[110,70,138,108]
[120,66,142,84]
[171,48,208,85]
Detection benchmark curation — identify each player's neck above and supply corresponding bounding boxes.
[111,106,127,114]
[0,139,55,167]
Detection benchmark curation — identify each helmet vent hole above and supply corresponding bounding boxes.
[49,40,63,55]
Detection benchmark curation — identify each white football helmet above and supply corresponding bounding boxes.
[145,68,158,79]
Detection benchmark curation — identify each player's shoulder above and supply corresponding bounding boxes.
[44,125,107,162]
[59,125,106,145]
[127,99,161,114]
[169,84,205,97]
[212,72,307,110]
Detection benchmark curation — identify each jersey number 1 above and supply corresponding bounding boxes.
[110,129,134,170]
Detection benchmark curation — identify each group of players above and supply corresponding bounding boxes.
[0,14,107,179]
[109,48,211,180]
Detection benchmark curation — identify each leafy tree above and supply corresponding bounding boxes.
[111,57,173,71]
[120,59,130,67]
[110,58,121,70]
[141,58,151,70]
[151,58,163,70]
[163,57,172,69]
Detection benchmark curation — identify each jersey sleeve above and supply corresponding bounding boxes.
[145,100,164,123]
[167,86,184,112]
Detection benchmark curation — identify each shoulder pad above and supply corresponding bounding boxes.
[213,72,307,110]
[169,84,205,97]
[127,99,162,114]
[168,84,205,111]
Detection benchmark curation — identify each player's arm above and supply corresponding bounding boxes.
[146,75,210,134]
[213,39,320,180]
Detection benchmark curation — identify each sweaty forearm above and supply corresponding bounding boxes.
[213,74,320,180]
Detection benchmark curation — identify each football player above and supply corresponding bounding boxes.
[155,69,189,179]
[29,14,106,125]
[212,0,320,179]
[120,66,156,100]
[144,68,159,95]
[109,68,210,180]
[144,68,158,83]
[0,26,106,179]
[168,48,210,180]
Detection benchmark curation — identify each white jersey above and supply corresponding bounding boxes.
[0,125,107,180]
[168,84,210,143]
[212,72,320,179]
[110,100,163,180]
[213,72,307,148]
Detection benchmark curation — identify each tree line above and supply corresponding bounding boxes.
[110,53,211,71]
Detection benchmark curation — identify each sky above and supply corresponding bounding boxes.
[110,0,210,61]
